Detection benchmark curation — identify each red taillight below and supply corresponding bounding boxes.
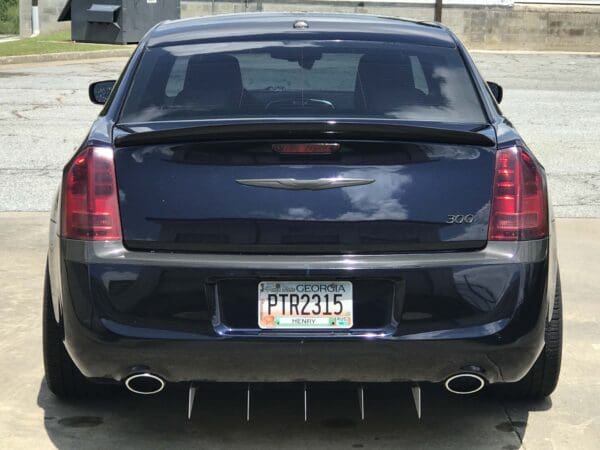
[488,146,547,241]
[272,143,340,155]
[61,146,122,240]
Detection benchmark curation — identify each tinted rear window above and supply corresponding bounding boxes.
[120,40,486,124]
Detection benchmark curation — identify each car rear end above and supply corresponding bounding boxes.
[47,16,556,396]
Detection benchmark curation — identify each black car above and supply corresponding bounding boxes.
[43,13,561,417]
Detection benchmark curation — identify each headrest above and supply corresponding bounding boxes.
[177,54,244,110]
[355,52,417,112]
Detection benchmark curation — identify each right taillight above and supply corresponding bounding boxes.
[488,146,548,241]
[61,146,122,241]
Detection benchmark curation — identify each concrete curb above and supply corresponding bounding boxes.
[0,48,134,66]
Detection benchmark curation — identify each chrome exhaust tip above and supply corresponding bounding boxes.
[444,373,485,395]
[125,373,165,395]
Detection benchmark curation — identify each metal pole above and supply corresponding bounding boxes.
[31,0,40,37]
[434,0,443,22]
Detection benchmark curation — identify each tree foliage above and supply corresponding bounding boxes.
[0,0,19,35]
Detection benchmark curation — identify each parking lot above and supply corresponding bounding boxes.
[0,54,599,448]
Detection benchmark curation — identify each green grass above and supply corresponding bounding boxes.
[0,0,19,34]
[0,31,131,57]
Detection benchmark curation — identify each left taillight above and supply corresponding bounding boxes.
[61,146,122,240]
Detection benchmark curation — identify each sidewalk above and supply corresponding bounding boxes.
[0,48,134,65]
[0,34,19,43]
[0,31,134,65]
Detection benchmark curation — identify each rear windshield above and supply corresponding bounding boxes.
[120,40,486,124]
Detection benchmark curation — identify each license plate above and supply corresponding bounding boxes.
[258,281,353,329]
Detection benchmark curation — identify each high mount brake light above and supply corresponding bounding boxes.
[272,143,340,155]
[488,146,548,241]
[61,146,122,241]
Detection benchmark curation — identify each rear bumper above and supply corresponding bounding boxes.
[56,239,550,384]
[64,318,545,384]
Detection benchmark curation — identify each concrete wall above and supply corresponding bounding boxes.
[39,0,69,34]
[18,0,32,36]
[444,4,600,51]
[181,1,600,51]
[22,0,69,36]
[26,0,600,50]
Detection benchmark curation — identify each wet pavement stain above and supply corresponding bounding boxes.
[0,72,31,78]
[58,416,103,428]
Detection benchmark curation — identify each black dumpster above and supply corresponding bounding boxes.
[58,0,180,44]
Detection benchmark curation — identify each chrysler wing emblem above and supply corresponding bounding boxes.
[236,178,374,190]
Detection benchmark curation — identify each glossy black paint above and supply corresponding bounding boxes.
[58,238,549,383]
[145,13,457,48]
[115,137,495,253]
[115,120,495,147]
[88,80,116,105]
[47,13,558,386]
[487,81,503,104]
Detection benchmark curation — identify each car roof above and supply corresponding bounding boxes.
[147,13,455,48]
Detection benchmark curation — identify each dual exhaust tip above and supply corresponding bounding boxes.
[125,373,165,395]
[125,372,485,396]
[444,373,486,395]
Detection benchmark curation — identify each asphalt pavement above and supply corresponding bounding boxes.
[0,53,599,216]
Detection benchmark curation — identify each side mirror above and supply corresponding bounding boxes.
[89,80,116,105]
[487,81,503,104]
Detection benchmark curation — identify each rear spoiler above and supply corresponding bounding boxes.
[114,120,495,147]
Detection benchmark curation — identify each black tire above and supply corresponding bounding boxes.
[43,264,107,398]
[501,272,563,399]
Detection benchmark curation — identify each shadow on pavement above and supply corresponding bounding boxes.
[36,378,552,449]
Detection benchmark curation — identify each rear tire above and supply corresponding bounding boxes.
[43,264,108,398]
[501,272,563,399]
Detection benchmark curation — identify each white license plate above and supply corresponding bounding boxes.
[258,281,353,329]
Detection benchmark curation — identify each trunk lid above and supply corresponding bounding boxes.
[113,122,496,254]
